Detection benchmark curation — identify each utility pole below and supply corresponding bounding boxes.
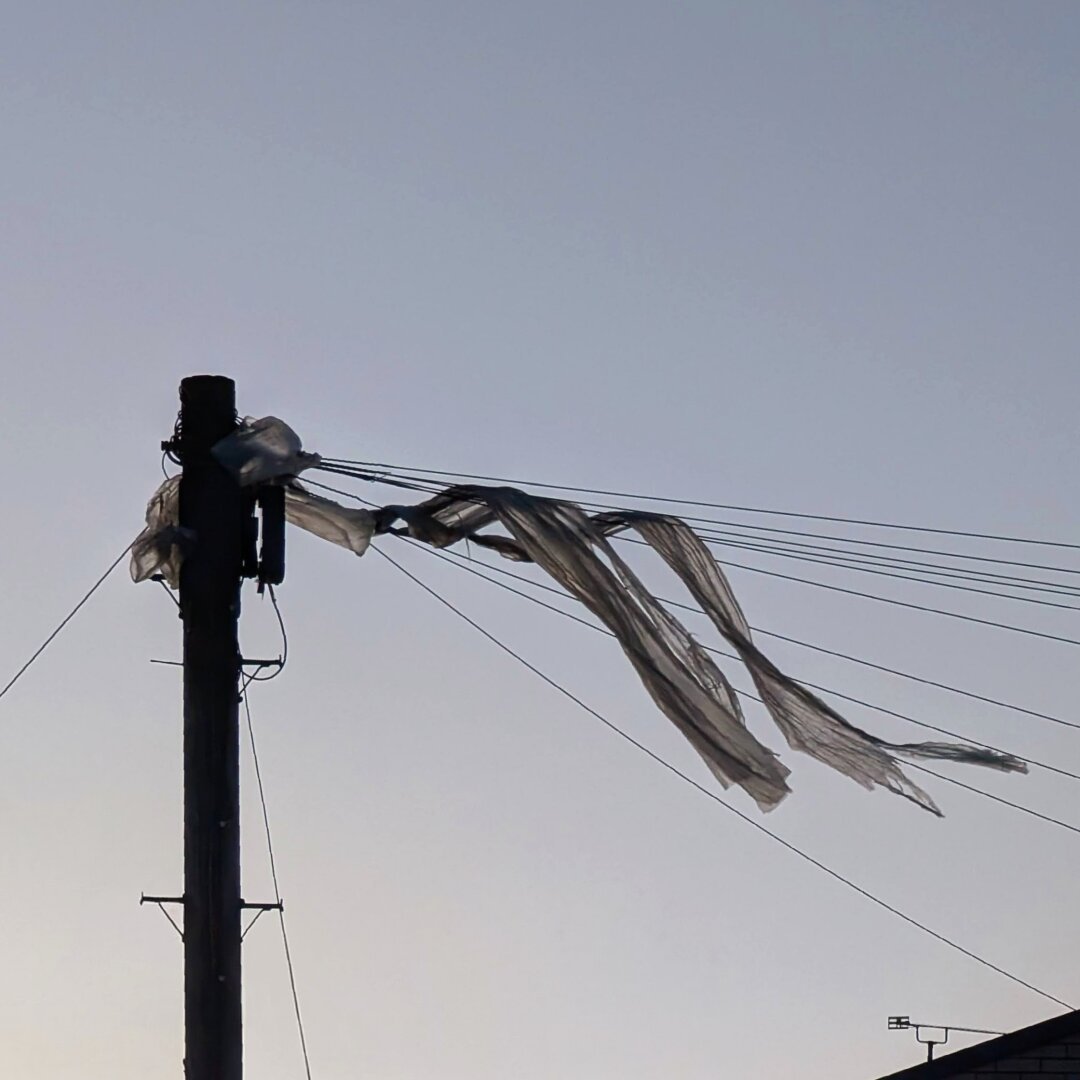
[178,375,247,1080]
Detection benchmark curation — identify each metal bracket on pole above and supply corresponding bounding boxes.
[240,899,284,941]
[141,893,185,941]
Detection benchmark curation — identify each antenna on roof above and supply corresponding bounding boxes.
[888,1016,1004,1063]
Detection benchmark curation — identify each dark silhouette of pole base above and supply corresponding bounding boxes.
[179,375,246,1080]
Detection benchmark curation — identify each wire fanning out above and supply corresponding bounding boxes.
[371,543,1073,1012]
[428,543,1080,738]
[665,528,1080,595]
[403,538,1080,820]
[691,535,1080,611]
[344,461,1080,581]
[405,541,1080,785]
[326,462,1080,586]
[302,475,1080,739]
[311,465,1080,646]
[666,550,1080,649]
[319,458,1080,552]
[907,763,1080,837]
[315,463,1080,622]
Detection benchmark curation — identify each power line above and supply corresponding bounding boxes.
[244,585,289,686]
[470,552,1080,735]
[314,467,1080,617]
[674,512,1080,577]
[908,763,1080,837]
[714,684,1080,839]
[242,686,313,1080]
[317,463,1080,587]
[0,544,131,704]
[410,541,1080,862]
[371,543,1073,1012]
[695,534,1080,611]
[310,472,1080,646]
[321,458,1080,553]
[408,540,1080,785]
[684,528,1080,596]
[690,530,1080,599]
[307,476,1080,738]
[676,552,1080,649]
[745,626,1079,734]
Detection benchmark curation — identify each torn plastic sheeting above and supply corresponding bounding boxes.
[594,512,1026,814]
[378,486,792,810]
[210,416,376,555]
[487,495,791,810]
[130,476,190,588]
[212,416,321,486]
[284,484,374,556]
[375,485,1026,814]
[131,478,373,587]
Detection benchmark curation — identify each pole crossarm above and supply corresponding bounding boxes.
[141,894,185,941]
[239,901,285,943]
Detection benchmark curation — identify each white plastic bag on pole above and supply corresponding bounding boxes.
[212,416,321,485]
[130,476,190,588]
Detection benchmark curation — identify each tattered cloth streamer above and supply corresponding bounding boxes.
[375,485,1026,814]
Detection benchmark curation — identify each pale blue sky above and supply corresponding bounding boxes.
[2,3,1080,1077]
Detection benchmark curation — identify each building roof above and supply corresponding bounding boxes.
[875,1009,1080,1078]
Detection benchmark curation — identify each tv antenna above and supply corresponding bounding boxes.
[888,1016,1004,1063]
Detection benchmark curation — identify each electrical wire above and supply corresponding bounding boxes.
[0,544,132,704]
[682,528,1080,597]
[244,585,289,684]
[242,685,313,1080]
[407,541,1080,785]
[743,626,1080,733]
[907,763,1080,837]
[674,552,1080,649]
[313,469,1080,629]
[694,534,1080,611]
[401,541,1080,856]
[317,463,1080,595]
[371,543,1073,1011]
[318,462,1080,597]
[458,550,1080,736]
[306,476,1080,737]
[320,458,1080,553]
[304,477,422,502]
[708,682,1080,840]
[686,527,1080,596]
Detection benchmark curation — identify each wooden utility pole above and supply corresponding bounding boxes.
[178,375,246,1080]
